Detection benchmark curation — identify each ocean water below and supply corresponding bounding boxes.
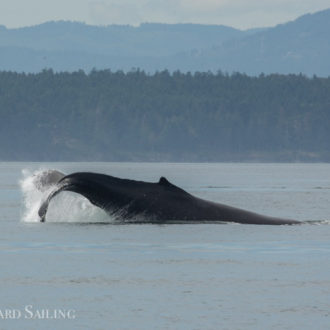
[0,162,330,329]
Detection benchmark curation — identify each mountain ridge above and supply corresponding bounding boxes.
[0,8,329,76]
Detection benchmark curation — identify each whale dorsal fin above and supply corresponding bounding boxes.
[158,176,171,186]
[157,176,190,195]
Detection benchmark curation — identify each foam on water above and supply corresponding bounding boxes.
[20,169,110,223]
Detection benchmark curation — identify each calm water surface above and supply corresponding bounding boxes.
[0,162,330,329]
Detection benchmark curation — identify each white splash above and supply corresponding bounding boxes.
[20,169,110,223]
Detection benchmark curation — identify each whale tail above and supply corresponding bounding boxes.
[33,169,65,192]
[38,183,65,222]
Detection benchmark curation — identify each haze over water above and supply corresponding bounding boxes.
[1,162,330,329]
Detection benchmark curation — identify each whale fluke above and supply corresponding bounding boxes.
[33,169,65,192]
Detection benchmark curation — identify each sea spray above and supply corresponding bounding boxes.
[20,169,47,222]
[20,169,109,223]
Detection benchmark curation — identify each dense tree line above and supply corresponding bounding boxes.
[0,69,330,161]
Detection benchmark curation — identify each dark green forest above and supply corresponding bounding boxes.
[1,69,330,161]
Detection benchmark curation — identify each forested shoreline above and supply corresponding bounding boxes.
[1,69,330,161]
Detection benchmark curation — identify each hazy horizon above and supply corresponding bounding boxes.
[0,0,329,30]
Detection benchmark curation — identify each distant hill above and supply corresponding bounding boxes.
[0,8,329,76]
[0,22,244,72]
[178,9,330,76]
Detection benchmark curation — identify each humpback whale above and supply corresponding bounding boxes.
[37,170,300,225]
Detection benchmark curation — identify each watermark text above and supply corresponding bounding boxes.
[0,305,76,320]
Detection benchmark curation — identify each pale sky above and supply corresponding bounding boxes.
[0,0,329,30]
